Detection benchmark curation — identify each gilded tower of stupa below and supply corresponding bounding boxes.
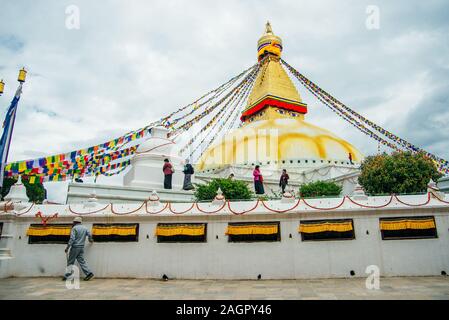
[197,22,363,172]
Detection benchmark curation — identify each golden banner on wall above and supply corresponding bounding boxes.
[92,225,138,236]
[26,225,72,237]
[155,224,205,237]
[226,224,278,235]
[379,218,435,231]
[299,221,353,234]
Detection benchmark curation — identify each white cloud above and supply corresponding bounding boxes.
[0,0,448,202]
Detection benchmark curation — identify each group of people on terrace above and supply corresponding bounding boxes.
[162,158,194,191]
[252,165,290,195]
[162,159,290,195]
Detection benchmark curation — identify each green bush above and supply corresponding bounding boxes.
[299,181,342,198]
[1,177,46,204]
[194,178,253,201]
[358,151,442,195]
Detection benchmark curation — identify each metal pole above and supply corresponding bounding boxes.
[4,83,22,166]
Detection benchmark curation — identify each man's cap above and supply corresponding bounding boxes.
[73,217,82,223]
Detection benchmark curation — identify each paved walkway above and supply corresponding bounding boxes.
[0,277,448,300]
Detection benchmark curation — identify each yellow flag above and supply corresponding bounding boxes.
[19,162,27,173]
[29,176,36,184]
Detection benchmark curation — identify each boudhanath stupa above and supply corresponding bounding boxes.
[68,22,364,203]
[1,21,449,282]
[2,22,448,204]
[194,23,363,195]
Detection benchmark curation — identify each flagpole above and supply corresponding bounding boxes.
[0,68,27,187]
[4,83,22,166]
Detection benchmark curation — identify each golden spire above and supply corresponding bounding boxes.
[240,22,306,123]
[257,21,283,60]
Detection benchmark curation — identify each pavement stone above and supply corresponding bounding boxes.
[0,276,448,300]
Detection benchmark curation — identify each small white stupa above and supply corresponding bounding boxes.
[123,126,185,190]
[427,178,445,201]
[4,176,30,204]
[351,181,368,201]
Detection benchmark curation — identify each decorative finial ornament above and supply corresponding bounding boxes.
[148,190,161,207]
[427,179,438,190]
[427,178,444,201]
[257,22,283,60]
[281,189,295,203]
[212,187,225,205]
[352,181,368,201]
[0,79,4,95]
[18,67,27,83]
[265,21,273,34]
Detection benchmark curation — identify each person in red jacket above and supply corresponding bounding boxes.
[253,165,265,194]
[162,158,174,189]
[349,152,354,165]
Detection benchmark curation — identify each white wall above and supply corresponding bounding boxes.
[2,207,449,279]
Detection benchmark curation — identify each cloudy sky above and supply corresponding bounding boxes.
[1,0,448,201]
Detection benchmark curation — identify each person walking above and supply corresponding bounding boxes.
[279,169,290,194]
[253,165,265,195]
[163,158,174,189]
[63,217,94,281]
[182,159,194,190]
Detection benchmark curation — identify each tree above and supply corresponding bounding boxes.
[194,178,253,201]
[299,180,342,198]
[358,151,442,195]
[1,177,46,204]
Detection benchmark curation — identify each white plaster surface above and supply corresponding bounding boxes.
[1,193,449,280]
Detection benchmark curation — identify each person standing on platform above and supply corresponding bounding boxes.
[279,169,290,194]
[63,217,94,281]
[163,158,174,189]
[349,152,354,165]
[182,159,194,190]
[253,165,265,194]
